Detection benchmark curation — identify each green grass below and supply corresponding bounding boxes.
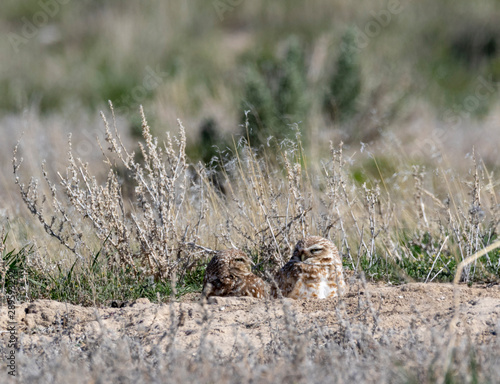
[3,226,499,306]
[2,234,206,306]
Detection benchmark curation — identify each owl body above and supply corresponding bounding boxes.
[202,250,268,298]
[275,236,346,299]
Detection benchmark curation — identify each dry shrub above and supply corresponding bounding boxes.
[13,105,198,281]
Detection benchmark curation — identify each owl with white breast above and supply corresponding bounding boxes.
[274,236,346,299]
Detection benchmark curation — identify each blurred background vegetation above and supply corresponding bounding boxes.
[1,0,500,148]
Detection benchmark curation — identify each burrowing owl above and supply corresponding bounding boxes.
[274,236,346,299]
[202,250,269,298]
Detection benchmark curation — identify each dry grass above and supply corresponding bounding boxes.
[6,105,500,298]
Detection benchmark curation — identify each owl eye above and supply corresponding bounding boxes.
[310,248,322,254]
[235,257,246,263]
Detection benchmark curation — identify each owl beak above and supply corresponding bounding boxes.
[300,251,306,262]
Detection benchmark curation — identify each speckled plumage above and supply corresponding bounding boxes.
[274,236,346,299]
[202,250,269,298]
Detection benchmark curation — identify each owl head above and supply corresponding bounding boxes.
[291,236,337,265]
[226,250,254,276]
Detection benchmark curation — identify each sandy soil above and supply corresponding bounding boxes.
[2,281,500,357]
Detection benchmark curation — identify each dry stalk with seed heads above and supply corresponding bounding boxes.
[13,104,199,280]
[209,132,317,270]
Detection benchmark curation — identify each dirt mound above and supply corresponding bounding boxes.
[3,282,500,357]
